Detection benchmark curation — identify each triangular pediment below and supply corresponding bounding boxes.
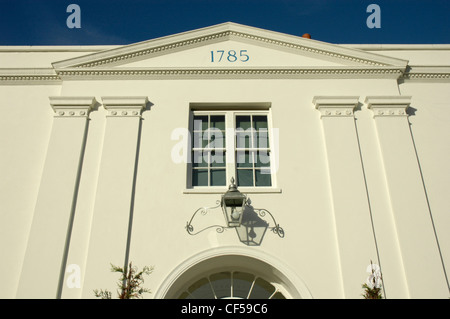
[118,39,348,68]
[52,22,408,79]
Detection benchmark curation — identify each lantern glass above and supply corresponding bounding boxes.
[235,208,269,246]
[221,178,246,227]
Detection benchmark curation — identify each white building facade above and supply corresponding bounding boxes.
[1,23,449,299]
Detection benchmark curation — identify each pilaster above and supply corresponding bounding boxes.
[366,96,449,297]
[81,96,148,298]
[17,96,96,298]
[314,96,379,298]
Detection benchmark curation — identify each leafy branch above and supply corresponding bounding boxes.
[94,262,154,299]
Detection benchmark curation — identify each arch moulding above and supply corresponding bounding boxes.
[154,246,313,299]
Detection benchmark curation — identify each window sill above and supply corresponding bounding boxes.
[183,187,282,194]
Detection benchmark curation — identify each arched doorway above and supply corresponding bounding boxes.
[155,247,312,299]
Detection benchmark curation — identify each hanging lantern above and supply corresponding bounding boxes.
[221,177,246,227]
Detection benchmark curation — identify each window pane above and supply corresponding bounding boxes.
[255,169,272,187]
[202,136,210,148]
[211,150,226,167]
[249,278,275,299]
[178,291,190,299]
[193,169,208,186]
[271,292,286,299]
[210,115,225,130]
[237,169,253,186]
[236,115,251,130]
[210,169,226,186]
[236,131,251,148]
[188,278,215,299]
[194,131,209,148]
[233,272,255,299]
[236,151,253,168]
[253,115,268,130]
[255,151,270,167]
[193,131,204,148]
[193,151,208,167]
[210,272,231,299]
[255,130,269,148]
[209,128,225,148]
[193,115,208,131]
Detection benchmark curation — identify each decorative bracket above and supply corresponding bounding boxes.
[313,96,360,118]
[185,200,227,235]
[185,199,285,241]
[365,96,412,117]
[251,208,285,238]
[49,96,97,118]
[101,96,149,117]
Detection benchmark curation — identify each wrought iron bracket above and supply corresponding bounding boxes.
[252,208,285,238]
[186,200,284,239]
[185,200,229,235]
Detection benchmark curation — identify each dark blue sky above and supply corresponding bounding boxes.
[0,0,449,45]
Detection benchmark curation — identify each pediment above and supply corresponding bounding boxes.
[52,22,408,78]
[118,39,347,68]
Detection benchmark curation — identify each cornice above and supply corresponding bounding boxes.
[402,66,450,82]
[101,96,149,117]
[2,66,450,83]
[313,96,360,118]
[49,96,97,118]
[404,73,450,81]
[0,68,61,85]
[365,96,412,117]
[0,67,404,83]
[55,66,404,80]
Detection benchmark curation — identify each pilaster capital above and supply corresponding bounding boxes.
[365,96,411,117]
[313,96,359,118]
[101,96,149,117]
[49,96,97,118]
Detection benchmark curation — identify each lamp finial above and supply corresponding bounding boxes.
[229,177,237,191]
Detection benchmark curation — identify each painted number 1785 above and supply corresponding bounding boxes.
[210,50,249,62]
